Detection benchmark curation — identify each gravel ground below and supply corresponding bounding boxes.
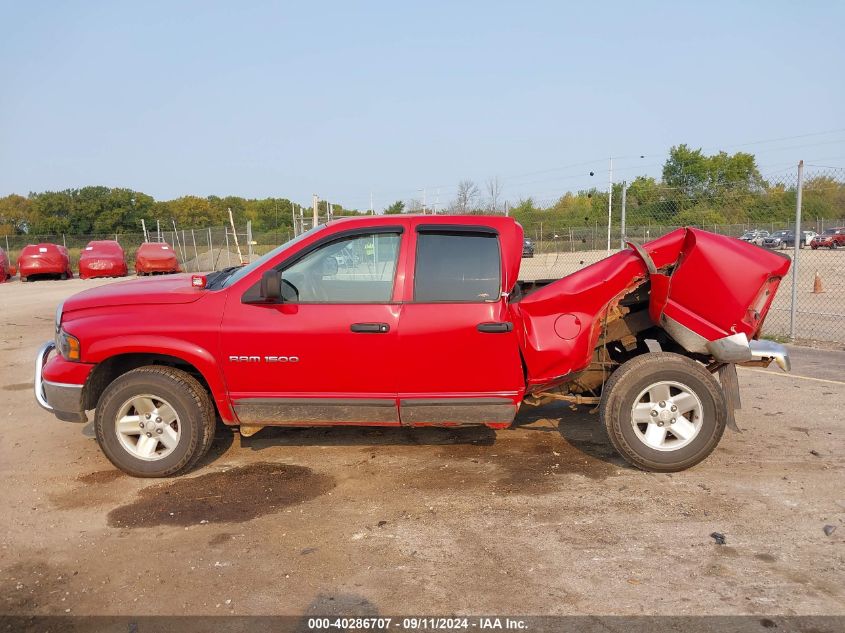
[0,277,843,618]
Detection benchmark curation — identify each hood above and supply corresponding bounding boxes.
[63,274,204,313]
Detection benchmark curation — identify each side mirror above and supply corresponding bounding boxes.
[260,270,281,301]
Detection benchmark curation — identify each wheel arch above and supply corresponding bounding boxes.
[82,348,234,423]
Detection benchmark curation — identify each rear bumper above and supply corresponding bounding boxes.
[34,342,87,422]
[19,262,68,276]
[706,333,791,371]
[136,261,180,273]
[80,259,127,278]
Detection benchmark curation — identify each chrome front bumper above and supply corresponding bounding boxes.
[35,341,86,422]
[706,333,791,372]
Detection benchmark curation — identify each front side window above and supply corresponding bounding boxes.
[414,231,501,302]
[281,232,401,303]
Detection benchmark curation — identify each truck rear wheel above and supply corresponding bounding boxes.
[599,352,727,472]
[95,366,216,477]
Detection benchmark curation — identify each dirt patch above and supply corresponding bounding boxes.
[435,433,617,489]
[382,426,619,495]
[77,469,125,485]
[0,561,72,614]
[208,532,236,546]
[2,382,32,391]
[107,462,335,528]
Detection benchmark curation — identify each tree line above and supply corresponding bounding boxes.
[1,146,842,238]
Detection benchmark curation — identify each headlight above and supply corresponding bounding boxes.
[56,328,81,361]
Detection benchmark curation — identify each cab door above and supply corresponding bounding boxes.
[220,226,407,425]
[396,223,524,426]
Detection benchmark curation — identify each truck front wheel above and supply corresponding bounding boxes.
[599,352,727,472]
[95,366,216,477]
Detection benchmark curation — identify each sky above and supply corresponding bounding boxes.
[1,0,843,210]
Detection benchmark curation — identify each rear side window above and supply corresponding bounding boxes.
[414,232,500,302]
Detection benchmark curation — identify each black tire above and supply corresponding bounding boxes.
[20,276,27,282]
[95,366,216,477]
[59,273,68,280]
[599,352,727,472]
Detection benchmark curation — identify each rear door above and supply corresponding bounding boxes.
[396,222,524,426]
[220,226,407,425]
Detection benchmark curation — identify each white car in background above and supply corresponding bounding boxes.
[739,229,769,246]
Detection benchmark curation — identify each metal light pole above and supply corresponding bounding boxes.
[789,160,804,341]
[606,157,613,254]
[620,181,627,250]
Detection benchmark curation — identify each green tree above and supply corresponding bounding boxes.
[384,200,404,215]
[0,194,33,235]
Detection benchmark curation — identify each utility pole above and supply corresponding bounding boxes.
[606,157,613,254]
[312,194,319,228]
[789,160,804,341]
[620,181,627,250]
[422,188,427,214]
[141,219,148,242]
[228,207,244,265]
[291,205,297,237]
[370,191,374,215]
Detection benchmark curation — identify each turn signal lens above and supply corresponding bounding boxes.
[56,329,81,361]
[191,275,207,289]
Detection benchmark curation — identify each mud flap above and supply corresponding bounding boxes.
[717,363,742,433]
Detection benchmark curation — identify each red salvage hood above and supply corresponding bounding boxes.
[63,275,204,313]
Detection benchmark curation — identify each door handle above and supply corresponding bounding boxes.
[351,322,390,333]
[477,321,513,333]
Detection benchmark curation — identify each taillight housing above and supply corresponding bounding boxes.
[747,276,782,335]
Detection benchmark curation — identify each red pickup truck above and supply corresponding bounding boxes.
[35,215,791,477]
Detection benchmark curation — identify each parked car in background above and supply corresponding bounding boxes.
[79,240,128,279]
[739,229,769,246]
[794,230,818,248]
[0,247,12,282]
[522,238,535,258]
[762,230,792,249]
[810,227,845,250]
[135,242,181,275]
[762,230,817,249]
[17,243,73,281]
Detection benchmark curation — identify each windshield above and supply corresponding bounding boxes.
[822,229,836,235]
[773,231,789,237]
[220,225,326,288]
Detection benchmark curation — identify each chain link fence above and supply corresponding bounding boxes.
[2,167,843,345]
